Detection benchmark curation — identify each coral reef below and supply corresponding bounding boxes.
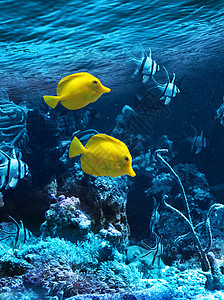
[1,233,223,299]
[152,151,224,289]
[0,89,28,152]
[0,235,155,299]
[145,162,216,258]
[40,195,91,242]
[87,176,130,246]
[61,166,130,246]
[23,260,111,298]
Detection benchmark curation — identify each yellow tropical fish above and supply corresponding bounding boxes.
[43,72,111,110]
[69,134,136,178]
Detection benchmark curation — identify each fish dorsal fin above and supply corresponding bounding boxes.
[0,149,11,160]
[57,72,88,96]
[171,73,176,84]
[200,130,203,138]
[11,149,17,159]
[85,134,124,149]
[190,125,199,137]
[9,216,20,230]
[162,66,170,83]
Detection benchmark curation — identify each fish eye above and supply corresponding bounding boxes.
[93,80,98,84]
[124,156,129,161]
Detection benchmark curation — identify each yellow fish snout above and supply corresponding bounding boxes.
[127,167,136,177]
[102,86,111,93]
[98,84,111,94]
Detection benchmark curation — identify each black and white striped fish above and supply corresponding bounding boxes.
[129,47,159,81]
[0,216,32,247]
[152,66,180,105]
[187,127,208,154]
[215,96,224,126]
[0,149,29,190]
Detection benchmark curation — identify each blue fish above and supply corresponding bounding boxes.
[186,126,208,154]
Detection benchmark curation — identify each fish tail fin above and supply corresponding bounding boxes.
[43,95,60,109]
[69,137,86,158]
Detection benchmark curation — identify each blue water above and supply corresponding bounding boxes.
[1,1,224,180]
[1,0,223,74]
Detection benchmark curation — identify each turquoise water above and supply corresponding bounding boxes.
[1,0,223,74]
[1,0,224,137]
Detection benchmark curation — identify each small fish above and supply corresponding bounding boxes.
[129,47,159,81]
[0,216,32,247]
[152,66,180,105]
[215,96,224,126]
[150,197,160,235]
[140,233,164,268]
[43,72,111,110]
[187,126,208,154]
[69,134,136,177]
[0,149,29,190]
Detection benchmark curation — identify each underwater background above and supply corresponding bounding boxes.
[1,0,224,299]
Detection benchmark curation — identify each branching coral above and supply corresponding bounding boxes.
[155,149,224,290]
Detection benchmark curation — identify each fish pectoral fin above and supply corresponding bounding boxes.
[164,97,171,105]
[195,147,202,154]
[43,95,60,109]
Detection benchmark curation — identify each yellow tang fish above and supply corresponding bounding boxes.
[69,134,136,178]
[43,72,111,110]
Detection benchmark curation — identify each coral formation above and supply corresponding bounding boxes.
[24,260,111,298]
[61,166,130,246]
[0,235,156,299]
[40,195,91,241]
[144,161,216,257]
[0,89,28,151]
[87,176,130,246]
